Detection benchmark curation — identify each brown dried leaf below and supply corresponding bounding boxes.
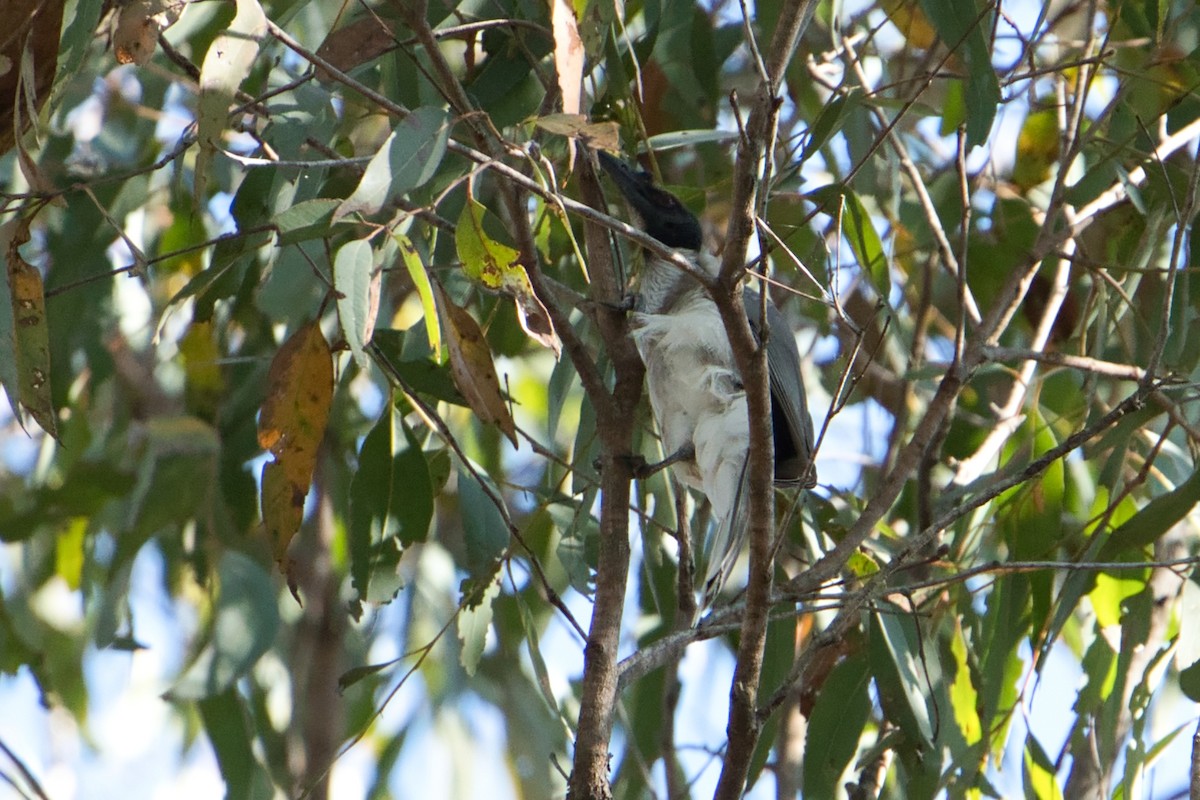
[315,16,396,82]
[533,113,620,152]
[433,283,517,447]
[113,0,163,65]
[258,321,334,563]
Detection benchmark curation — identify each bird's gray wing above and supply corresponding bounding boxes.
[743,288,816,486]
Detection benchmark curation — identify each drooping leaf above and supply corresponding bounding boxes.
[457,572,502,676]
[803,651,871,798]
[916,0,1000,147]
[808,185,890,300]
[4,218,56,439]
[333,239,381,370]
[458,469,510,579]
[456,196,560,355]
[1022,733,1064,800]
[516,589,561,716]
[433,282,518,446]
[948,621,982,746]
[335,106,450,219]
[869,610,935,747]
[349,407,433,604]
[258,321,334,566]
[169,551,281,700]
[393,232,441,356]
[195,0,267,203]
[197,689,276,800]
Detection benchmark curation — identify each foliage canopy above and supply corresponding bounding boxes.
[2,0,1200,798]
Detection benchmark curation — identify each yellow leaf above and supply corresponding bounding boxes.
[1012,109,1059,191]
[178,320,225,419]
[456,198,559,354]
[394,233,441,356]
[258,321,334,563]
[6,218,56,439]
[879,0,940,52]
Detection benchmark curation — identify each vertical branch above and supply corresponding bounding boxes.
[712,1,817,797]
[566,155,647,800]
[399,4,644,794]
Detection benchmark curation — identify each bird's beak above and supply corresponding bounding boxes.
[596,150,661,222]
[595,150,703,251]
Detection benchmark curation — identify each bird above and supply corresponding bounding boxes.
[596,150,816,606]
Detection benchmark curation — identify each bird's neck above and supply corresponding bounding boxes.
[637,249,721,313]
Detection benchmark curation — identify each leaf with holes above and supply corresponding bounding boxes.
[456,198,558,354]
[5,219,55,439]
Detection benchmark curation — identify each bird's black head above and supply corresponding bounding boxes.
[597,150,703,251]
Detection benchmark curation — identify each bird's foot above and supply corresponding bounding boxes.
[591,446,693,479]
[581,293,636,315]
[631,444,695,479]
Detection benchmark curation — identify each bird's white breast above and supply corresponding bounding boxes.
[630,289,749,518]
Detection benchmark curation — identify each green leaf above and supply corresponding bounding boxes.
[869,611,935,747]
[916,0,1000,147]
[275,198,341,246]
[122,417,220,563]
[459,469,510,578]
[349,408,433,603]
[1022,733,1064,800]
[948,623,982,745]
[457,573,501,676]
[456,197,525,293]
[1098,467,1200,559]
[803,651,871,798]
[808,185,890,299]
[516,592,560,716]
[800,89,860,165]
[195,0,267,203]
[335,107,450,219]
[554,491,599,595]
[197,689,276,800]
[333,239,381,370]
[168,552,280,700]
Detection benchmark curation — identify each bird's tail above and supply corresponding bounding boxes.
[701,456,751,608]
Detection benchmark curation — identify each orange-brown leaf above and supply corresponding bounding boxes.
[258,321,334,562]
